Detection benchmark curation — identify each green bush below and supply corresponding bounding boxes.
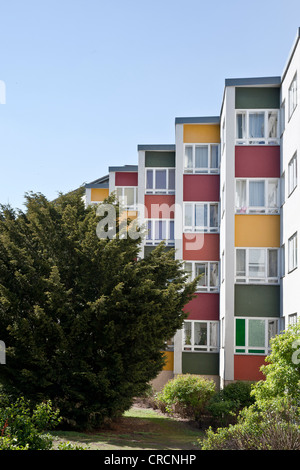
[0,397,61,450]
[206,381,255,426]
[156,374,216,420]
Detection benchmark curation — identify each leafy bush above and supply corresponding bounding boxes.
[156,374,216,420]
[0,397,61,450]
[206,381,255,426]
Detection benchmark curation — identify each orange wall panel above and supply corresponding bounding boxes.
[235,215,280,247]
[183,124,220,143]
[234,355,266,381]
[91,188,109,202]
[162,351,174,371]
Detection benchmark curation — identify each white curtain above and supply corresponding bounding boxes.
[249,112,264,138]
[195,146,208,169]
[249,181,265,207]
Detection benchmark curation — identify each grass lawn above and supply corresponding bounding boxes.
[51,406,205,450]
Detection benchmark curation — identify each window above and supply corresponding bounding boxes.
[281,244,285,277]
[235,179,279,214]
[116,186,137,210]
[281,172,285,206]
[184,261,219,292]
[280,100,285,134]
[183,320,219,352]
[288,153,297,195]
[145,219,174,245]
[288,73,297,119]
[288,232,297,272]
[184,144,220,174]
[236,110,279,145]
[146,168,175,194]
[235,317,279,355]
[235,248,279,284]
[184,202,219,232]
[288,313,297,326]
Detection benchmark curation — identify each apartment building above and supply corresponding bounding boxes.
[85,29,300,389]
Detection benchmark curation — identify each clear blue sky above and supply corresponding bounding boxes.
[0,0,299,210]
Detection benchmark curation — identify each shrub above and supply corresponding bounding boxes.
[0,397,61,450]
[206,381,255,426]
[156,374,216,420]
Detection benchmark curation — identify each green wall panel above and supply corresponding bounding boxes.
[144,245,175,257]
[236,319,245,347]
[145,151,175,167]
[234,285,280,317]
[235,87,280,109]
[182,352,219,375]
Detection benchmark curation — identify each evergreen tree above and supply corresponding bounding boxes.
[0,190,196,429]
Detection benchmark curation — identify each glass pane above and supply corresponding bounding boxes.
[146,220,152,240]
[268,180,278,208]
[249,112,265,138]
[155,220,166,240]
[195,146,208,168]
[211,145,219,169]
[184,263,193,282]
[184,322,192,345]
[195,263,207,286]
[168,169,175,190]
[155,170,166,189]
[116,187,123,202]
[236,319,245,347]
[236,180,247,211]
[236,249,246,277]
[169,221,174,241]
[248,319,265,347]
[195,204,207,228]
[268,111,278,138]
[210,322,218,348]
[210,204,218,228]
[195,322,207,346]
[249,181,265,207]
[124,188,134,207]
[249,249,265,278]
[268,320,278,347]
[184,146,193,169]
[236,113,246,139]
[146,170,153,189]
[184,204,193,226]
[210,263,219,287]
[268,249,278,278]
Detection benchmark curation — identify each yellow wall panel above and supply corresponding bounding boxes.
[235,215,280,247]
[162,351,174,371]
[183,124,220,143]
[91,188,109,202]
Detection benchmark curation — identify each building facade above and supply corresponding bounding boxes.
[85,29,300,389]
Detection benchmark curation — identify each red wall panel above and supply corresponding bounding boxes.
[144,195,175,218]
[183,175,220,201]
[183,233,219,260]
[235,146,280,178]
[184,293,219,320]
[115,172,138,186]
[234,355,266,381]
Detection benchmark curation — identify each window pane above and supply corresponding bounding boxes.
[195,263,207,286]
[169,220,174,241]
[236,113,246,139]
[168,169,175,190]
[184,204,193,226]
[249,181,265,207]
[249,249,265,277]
[195,146,208,168]
[155,170,166,189]
[210,263,219,287]
[268,249,278,278]
[146,220,152,240]
[195,322,207,346]
[124,188,134,207]
[184,322,192,345]
[155,220,166,240]
[236,319,245,347]
[249,112,265,138]
[248,319,265,347]
[210,204,218,229]
[268,320,278,347]
[211,145,219,169]
[268,180,278,208]
[236,180,247,210]
[146,170,153,189]
[116,187,123,201]
[268,111,278,138]
[210,322,218,348]
[185,146,193,169]
[184,263,193,282]
[195,204,207,228]
[236,249,246,277]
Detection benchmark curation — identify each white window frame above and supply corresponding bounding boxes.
[288,73,297,119]
[235,178,280,214]
[288,313,297,326]
[280,100,285,135]
[116,186,138,210]
[235,248,279,284]
[235,317,279,355]
[288,232,297,273]
[182,320,219,352]
[235,109,280,145]
[288,152,297,196]
[184,202,219,233]
[145,219,175,245]
[184,261,219,292]
[145,168,175,194]
[183,143,220,174]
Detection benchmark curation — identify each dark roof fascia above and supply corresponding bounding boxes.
[137,144,175,151]
[175,116,220,124]
[108,165,138,172]
[224,76,281,87]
